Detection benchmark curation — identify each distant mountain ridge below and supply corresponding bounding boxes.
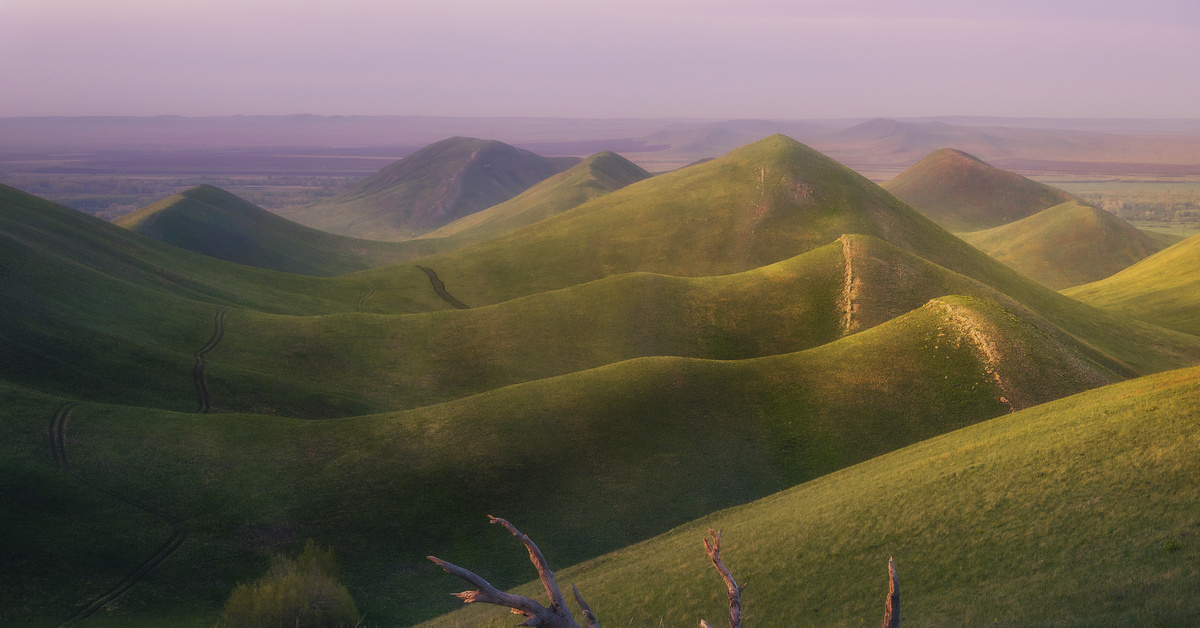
[279,137,575,240]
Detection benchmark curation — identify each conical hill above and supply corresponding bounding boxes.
[884,148,1074,232]
[279,137,572,240]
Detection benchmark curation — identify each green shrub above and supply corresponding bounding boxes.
[223,540,360,628]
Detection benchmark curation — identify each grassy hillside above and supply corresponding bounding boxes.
[8,293,1124,627]
[1065,232,1200,336]
[115,185,423,276]
[883,148,1075,232]
[0,183,458,409]
[279,137,573,240]
[359,136,1200,376]
[205,235,1097,417]
[420,365,1200,628]
[960,200,1161,289]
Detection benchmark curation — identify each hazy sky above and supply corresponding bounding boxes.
[2,0,1198,119]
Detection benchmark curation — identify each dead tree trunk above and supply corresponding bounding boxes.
[881,556,899,628]
[699,529,744,628]
[430,518,898,628]
[427,516,599,628]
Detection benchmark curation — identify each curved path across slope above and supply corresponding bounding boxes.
[415,265,470,309]
[357,281,377,313]
[50,403,189,627]
[192,307,230,413]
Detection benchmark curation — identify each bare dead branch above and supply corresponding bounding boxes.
[881,557,900,628]
[490,515,572,615]
[572,583,600,628]
[427,516,590,628]
[701,529,745,628]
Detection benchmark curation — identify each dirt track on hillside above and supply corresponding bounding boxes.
[50,403,188,627]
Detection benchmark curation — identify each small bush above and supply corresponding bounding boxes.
[223,540,360,628]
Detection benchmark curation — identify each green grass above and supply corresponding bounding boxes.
[959,200,1161,289]
[1065,232,1200,336]
[278,137,571,240]
[115,184,425,276]
[418,365,1200,628]
[5,294,1126,626]
[884,148,1075,232]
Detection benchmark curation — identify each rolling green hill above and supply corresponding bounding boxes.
[359,136,1200,376]
[418,364,1200,628]
[4,293,1126,627]
[6,133,1200,628]
[114,185,421,276]
[279,137,574,240]
[883,148,1075,232]
[1065,232,1200,336]
[959,200,1161,289]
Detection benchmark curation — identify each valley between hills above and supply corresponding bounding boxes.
[3,130,1199,627]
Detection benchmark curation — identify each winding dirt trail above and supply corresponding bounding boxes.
[192,307,230,413]
[415,265,470,309]
[50,403,189,627]
[356,281,376,313]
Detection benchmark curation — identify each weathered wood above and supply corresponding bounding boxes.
[427,516,592,628]
[881,556,900,628]
[701,529,744,628]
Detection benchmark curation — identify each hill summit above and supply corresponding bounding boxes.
[115,185,421,275]
[279,137,572,240]
[883,148,1074,232]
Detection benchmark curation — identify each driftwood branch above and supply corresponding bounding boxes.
[700,529,744,628]
[881,556,899,628]
[427,516,594,628]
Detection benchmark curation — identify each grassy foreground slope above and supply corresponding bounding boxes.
[421,365,1200,628]
[115,185,422,276]
[16,294,1120,627]
[960,200,1161,289]
[883,148,1074,232]
[279,137,573,240]
[1065,232,1200,336]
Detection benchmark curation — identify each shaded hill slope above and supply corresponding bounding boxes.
[883,148,1074,231]
[14,293,1122,626]
[0,184,456,409]
[960,200,1162,289]
[420,364,1200,628]
[1065,232,1200,336]
[279,137,573,240]
[115,185,421,276]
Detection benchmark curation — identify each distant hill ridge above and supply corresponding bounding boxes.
[279,136,575,240]
[883,148,1075,231]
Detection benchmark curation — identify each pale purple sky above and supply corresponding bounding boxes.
[1,0,1197,119]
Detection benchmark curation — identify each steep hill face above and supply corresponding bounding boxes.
[1065,232,1200,336]
[960,200,1162,289]
[418,365,1200,628]
[883,148,1075,231]
[115,185,418,276]
[279,137,572,240]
